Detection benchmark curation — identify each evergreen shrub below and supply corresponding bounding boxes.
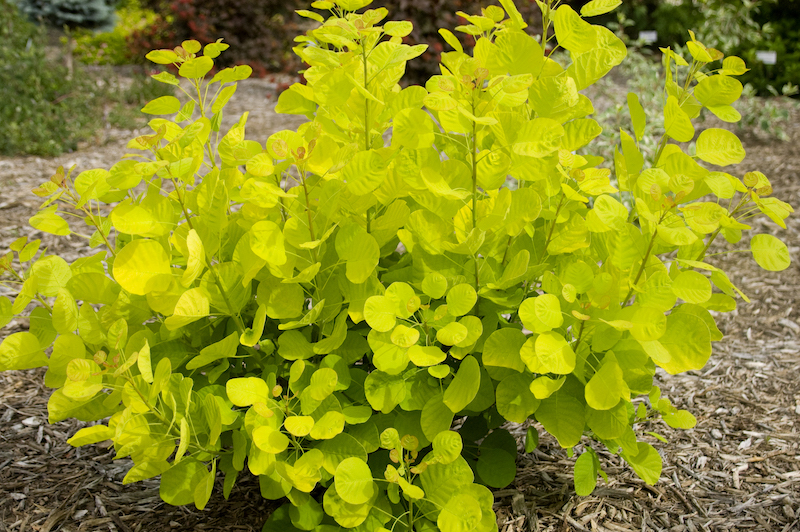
[0,1,793,531]
[16,0,119,31]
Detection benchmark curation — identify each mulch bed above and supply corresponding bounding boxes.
[0,77,798,532]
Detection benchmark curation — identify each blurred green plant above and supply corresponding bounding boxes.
[604,0,800,98]
[592,44,796,163]
[0,0,174,156]
[16,0,120,31]
[1,0,99,156]
[103,71,177,129]
[73,0,163,65]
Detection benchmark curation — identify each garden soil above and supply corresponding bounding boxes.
[0,77,798,532]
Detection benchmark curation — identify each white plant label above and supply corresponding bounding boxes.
[639,30,658,44]
[756,50,777,65]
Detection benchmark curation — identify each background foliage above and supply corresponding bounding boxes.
[0,0,174,156]
[130,0,310,74]
[607,0,800,96]
[15,0,120,31]
[73,0,162,65]
[0,0,99,156]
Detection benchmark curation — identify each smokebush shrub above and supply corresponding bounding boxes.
[0,1,793,531]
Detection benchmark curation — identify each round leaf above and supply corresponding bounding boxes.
[436,322,468,346]
[422,272,448,299]
[496,373,539,423]
[285,416,315,437]
[141,95,182,115]
[385,20,413,37]
[408,345,446,367]
[391,324,420,348]
[534,294,563,329]
[529,375,566,400]
[585,353,628,410]
[253,426,290,453]
[535,332,576,374]
[432,431,463,464]
[246,153,275,177]
[442,355,480,413]
[671,270,712,304]
[624,442,662,485]
[309,368,339,401]
[364,296,396,332]
[428,365,451,379]
[226,377,268,406]
[574,451,598,496]
[334,457,375,505]
[446,284,477,316]
[112,239,172,296]
[751,234,790,272]
[696,128,745,166]
[631,307,667,341]
[160,459,207,506]
[179,56,214,79]
[250,221,287,265]
[438,493,482,532]
[658,312,712,374]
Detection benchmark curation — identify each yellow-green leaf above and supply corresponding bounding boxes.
[580,0,622,17]
[141,96,182,115]
[113,239,172,296]
[664,95,694,142]
[751,234,790,272]
[695,128,745,166]
[165,288,210,330]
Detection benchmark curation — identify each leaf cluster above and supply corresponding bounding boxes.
[0,1,793,531]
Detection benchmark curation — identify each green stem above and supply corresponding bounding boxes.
[692,197,748,265]
[652,134,668,168]
[501,236,513,266]
[362,44,370,151]
[299,170,319,264]
[471,119,478,231]
[573,319,586,350]
[64,190,117,257]
[470,108,480,290]
[623,227,659,305]
[169,177,249,336]
[539,193,565,262]
[275,173,287,223]
[694,227,721,263]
